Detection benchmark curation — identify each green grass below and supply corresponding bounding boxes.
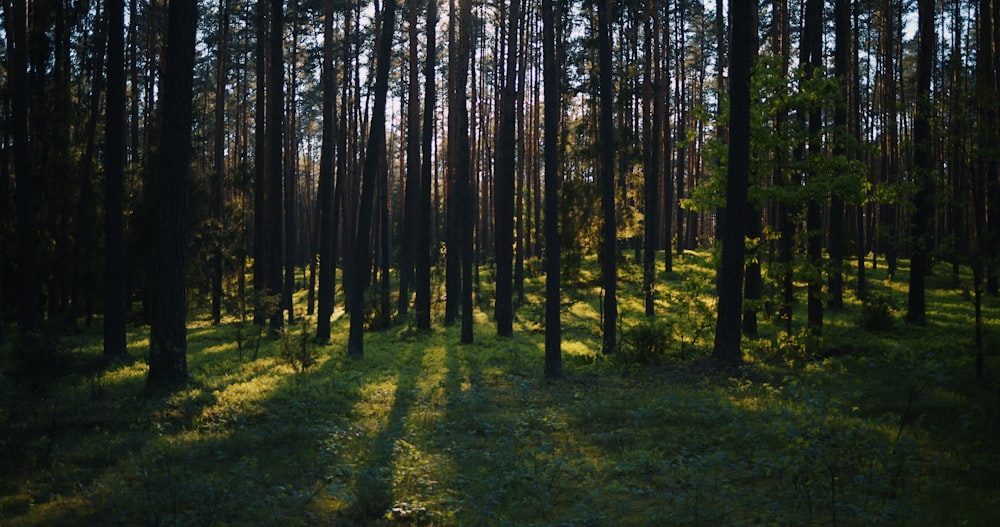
[2,252,999,526]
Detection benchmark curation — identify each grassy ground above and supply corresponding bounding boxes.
[1,251,998,526]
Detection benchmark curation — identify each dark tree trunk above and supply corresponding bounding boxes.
[347,0,396,358]
[598,0,618,355]
[542,0,562,378]
[713,0,755,365]
[267,0,285,334]
[147,0,198,390]
[804,0,823,335]
[398,0,421,319]
[642,0,661,317]
[458,0,475,344]
[6,0,39,333]
[253,0,267,327]
[105,0,128,358]
[829,0,851,312]
[415,0,437,331]
[444,0,460,326]
[495,0,519,339]
[211,0,230,326]
[317,0,337,343]
[906,0,935,324]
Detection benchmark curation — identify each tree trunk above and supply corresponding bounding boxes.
[713,0,755,365]
[347,0,396,358]
[542,0,562,379]
[642,0,661,317]
[906,0,935,324]
[147,0,198,390]
[804,0,824,335]
[105,0,128,358]
[253,0,267,327]
[317,0,337,343]
[398,0,421,319]
[598,0,617,354]
[495,0,519,338]
[267,0,285,334]
[415,0,437,331]
[5,0,39,333]
[211,0,230,326]
[458,0,475,344]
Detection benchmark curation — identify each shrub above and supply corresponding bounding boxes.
[859,292,897,331]
[621,319,674,365]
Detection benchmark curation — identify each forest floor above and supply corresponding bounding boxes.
[1,251,999,526]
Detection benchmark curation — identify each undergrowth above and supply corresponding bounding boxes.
[0,253,997,526]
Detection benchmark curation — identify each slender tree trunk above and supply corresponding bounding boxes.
[253,0,267,327]
[495,0,519,338]
[804,0,824,335]
[317,0,337,343]
[713,0,755,365]
[542,0,562,379]
[598,0,617,354]
[284,14,299,326]
[6,0,39,333]
[415,0,437,331]
[458,0,474,343]
[267,0,285,334]
[347,0,396,358]
[643,0,661,317]
[105,0,128,358]
[211,0,230,325]
[906,0,935,323]
[147,0,198,390]
[398,0,421,319]
[828,0,851,312]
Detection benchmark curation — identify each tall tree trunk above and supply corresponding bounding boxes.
[444,0,460,326]
[495,0,519,338]
[804,0,824,335]
[267,0,285,334]
[828,0,850,312]
[906,0,935,323]
[105,0,128,358]
[542,0,562,378]
[643,0,661,317]
[598,0,617,354]
[415,0,437,331]
[713,0,755,365]
[147,0,198,390]
[284,12,299,326]
[458,0,474,343]
[253,0,267,327]
[347,0,396,358]
[398,0,421,319]
[5,0,39,333]
[211,0,230,325]
[317,0,337,343]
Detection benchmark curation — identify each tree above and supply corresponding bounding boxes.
[5,0,39,333]
[147,0,199,390]
[253,0,268,327]
[495,0,520,338]
[317,0,337,343]
[906,0,935,324]
[803,0,824,335]
[415,0,438,331]
[104,0,128,358]
[642,0,661,318]
[457,0,474,344]
[267,0,285,334]
[713,0,755,365]
[347,0,396,358]
[542,0,562,379]
[211,0,230,326]
[828,0,851,311]
[598,0,617,355]
[398,0,422,319]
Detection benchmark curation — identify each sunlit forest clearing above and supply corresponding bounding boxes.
[2,253,998,526]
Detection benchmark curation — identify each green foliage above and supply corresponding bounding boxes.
[858,291,899,331]
[620,318,674,366]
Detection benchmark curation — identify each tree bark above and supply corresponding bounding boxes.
[713,0,755,365]
[267,0,285,334]
[598,0,617,354]
[317,0,337,343]
[906,0,935,324]
[105,0,128,358]
[347,0,396,358]
[495,0,519,338]
[542,0,562,379]
[147,0,198,390]
[415,0,437,331]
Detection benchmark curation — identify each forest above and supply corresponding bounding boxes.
[1,0,999,523]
